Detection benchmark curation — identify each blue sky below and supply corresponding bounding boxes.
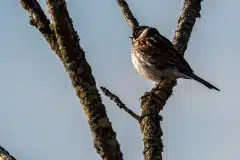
[0,0,239,160]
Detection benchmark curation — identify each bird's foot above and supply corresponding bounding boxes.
[140,87,159,101]
[140,91,153,101]
[140,80,167,101]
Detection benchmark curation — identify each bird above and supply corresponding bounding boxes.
[130,25,220,92]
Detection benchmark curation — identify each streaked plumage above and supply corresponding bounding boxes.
[131,26,220,91]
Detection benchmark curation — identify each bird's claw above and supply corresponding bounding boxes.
[139,83,163,101]
[140,92,151,100]
[139,90,157,101]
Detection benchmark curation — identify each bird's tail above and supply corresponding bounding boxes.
[188,73,220,91]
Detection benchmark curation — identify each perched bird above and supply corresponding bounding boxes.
[131,26,220,91]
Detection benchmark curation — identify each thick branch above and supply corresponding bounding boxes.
[173,0,202,55]
[139,0,203,160]
[100,86,140,121]
[21,0,123,159]
[116,0,139,29]
[0,146,16,160]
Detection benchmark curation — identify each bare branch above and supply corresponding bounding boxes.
[139,0,203,160]
[21,0,123,159]
[173,0,202,55]
[20,0,60,58]
[100,86,140,121]
[116,0,139,29]
[0,146,16,160]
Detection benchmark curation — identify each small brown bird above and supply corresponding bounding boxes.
[131,26,220,91]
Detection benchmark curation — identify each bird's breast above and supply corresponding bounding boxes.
[131,47,181,82]
[131,49,160,81]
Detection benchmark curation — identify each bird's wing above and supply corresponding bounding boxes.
[137,34,193,73]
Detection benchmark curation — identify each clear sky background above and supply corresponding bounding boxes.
[0,0,239,160]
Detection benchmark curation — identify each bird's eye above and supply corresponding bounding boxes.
[132,26,149,39]
[132,32,138,39]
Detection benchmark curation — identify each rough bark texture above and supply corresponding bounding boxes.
[0,146,16,160]
[20,0,60,57]
[172,0,202,55]
[140,81,175,160]
[117,0,139,29]
[21,0,123,159]
[140,0,202,160]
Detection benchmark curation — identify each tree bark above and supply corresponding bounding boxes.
[0,146,16,160]
[116,0,139,29]
[20,0,123,159]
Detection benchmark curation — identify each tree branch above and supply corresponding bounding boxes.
[140,1,203,160]
[100,86,140,121]
[116,0,139,29]
[172,0,202,55]
[116,0,203,159]
[20,0,61,58]
[0,146,16,160]
[21,0,123,159]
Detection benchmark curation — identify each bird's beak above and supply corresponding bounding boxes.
[136,27,150,41]
[129,36,135,43]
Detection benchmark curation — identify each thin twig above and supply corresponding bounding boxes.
[116,0,139,29]
[100,86,140,121]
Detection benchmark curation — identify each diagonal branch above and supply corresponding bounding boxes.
[0,145,16,160]
[21,0,123,159]
[116,0,139,29]
[140,1,203,160]
[100,86,140,121]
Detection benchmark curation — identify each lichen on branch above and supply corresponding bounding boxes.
[21,0,123,159]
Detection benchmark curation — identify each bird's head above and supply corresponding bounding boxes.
[130,26,160,42]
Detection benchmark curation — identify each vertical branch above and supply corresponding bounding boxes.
[116,0,203,160]
[21,0,123,159]
[140,1,203,160]
[172,0,202,55]
[0,146,16,160]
